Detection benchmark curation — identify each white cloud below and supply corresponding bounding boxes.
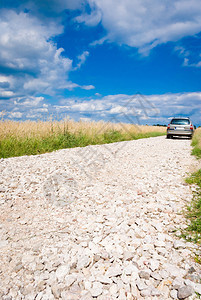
[0,10,63,72]
[78,0,201,53]
[14,96,44,107]
[183,57,201,67]
[1,1,201,123]
[8,111,23,119]
[0,10,68,97]
[0,75,12,84]
[0,8,94,101]
[74,51,90,70]
[109,105,127,114]
[0,75,14,98]
[75,4,102,26]
[80,117,92,122]
[175,46,190,58]
[68,102,100,112]
[0,91,14,98]
[175,44,201,67]
[61,82,95,91]
[3,91,201,125]
[55,92,201,125]
[81,85,95,90]
[32,107,48,113]
[26,113,42,119]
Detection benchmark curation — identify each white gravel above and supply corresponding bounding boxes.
[0,136,201,299]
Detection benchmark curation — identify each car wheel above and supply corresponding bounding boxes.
[167,135,171,139]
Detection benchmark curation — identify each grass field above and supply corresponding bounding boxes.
[183,128,201,246]
[0,119,166,158]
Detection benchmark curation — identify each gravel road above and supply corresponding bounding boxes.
[0,136,201,299]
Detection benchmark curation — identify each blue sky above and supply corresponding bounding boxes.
[0,0,201,125]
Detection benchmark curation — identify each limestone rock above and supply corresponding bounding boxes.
[55,265,70,282]
[105,266,122,278]
[139,270,150,280]
[0,136,199,300]
[177,285,193,299]
[77,256,91,270]
[90,282,103,297]
[173,240,186,250]
[170,289,178,299]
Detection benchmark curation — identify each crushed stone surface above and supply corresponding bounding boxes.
[0,136,201,299]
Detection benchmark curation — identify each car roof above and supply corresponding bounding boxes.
[172,117,190,119]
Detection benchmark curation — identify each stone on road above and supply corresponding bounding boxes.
[0,136,200,299]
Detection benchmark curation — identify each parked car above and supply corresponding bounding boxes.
[167,117,194,139]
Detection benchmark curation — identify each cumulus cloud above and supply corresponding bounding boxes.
[55,92,201,125]
[8,112,23,119]
[2,91,201,124]
[77,0,201,54]
[0,75,14,99]
[14,96,44,107]
[4,0,200,59]
[0,10,63,72]
[1,0,201,122]
[0,10,75,97]
[0,6,94,103]
[0,91,14,98]
[75,3,102,26]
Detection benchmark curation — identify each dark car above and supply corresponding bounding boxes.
[167,117,194,139]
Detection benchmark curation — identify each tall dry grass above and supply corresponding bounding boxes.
[0,119,166,140]
[0,119,166,158]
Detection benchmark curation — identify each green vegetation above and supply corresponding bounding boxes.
[184,170,201,244]
[0,131,165,158]
[183,129,201,246]
[191,129,201,158]
[0,120,166,158]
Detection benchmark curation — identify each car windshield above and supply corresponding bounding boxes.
[170,119,190,125]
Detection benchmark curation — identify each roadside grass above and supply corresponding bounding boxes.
[191,128,201,158]
[183,170,201,244]
[0,120,166,158]
[183,128,201,246]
